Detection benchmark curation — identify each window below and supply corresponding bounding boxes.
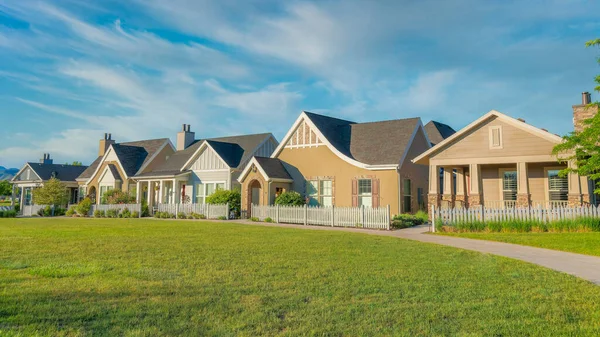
[275,187,284,198]
[502,171,517,201]
[306,179,332,206]
[489,126,503,149]
[358,179,372,207]
[548,170,568,201]
[417,187,424,210]
[24,188,32,206]
[320,180,333,206]
[403,179,412,213]
[196,182,225,204]
[99,185,111,204]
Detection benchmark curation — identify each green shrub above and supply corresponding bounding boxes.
[141,199,150,217]
[217,215,227,220]
[101,189,136,204]
[65,206,76,217]
[154,211,161,218]
[250,217,260,222]
[206,189,241,217]
[131,211,140,218]
[191,213,206,220]
[177,212,186,219]
[187,214,194,220]
[274,191,305,206]
[93,210,102,218]
[106,209,119,218]
[415,210,429,223]
[0,210,16,218]
[437,216,600,233]
[121,208,131,218]
[264,217,273,223]
[14,204,20,213]
[391,220,413,229]
[392,214,424,226]
[76,198,93,217]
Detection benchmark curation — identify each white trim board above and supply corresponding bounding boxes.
[84,145,130,185]
[11,163,43,183]
[270,111,402,171]
[237,157,294,183]
[413,110,564,165]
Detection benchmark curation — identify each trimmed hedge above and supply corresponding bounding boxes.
[437,217,600,233]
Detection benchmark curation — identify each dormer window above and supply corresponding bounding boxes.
[489,126,503,149]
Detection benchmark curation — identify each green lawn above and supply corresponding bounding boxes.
[437,232,600,257]
[1,219,600,336]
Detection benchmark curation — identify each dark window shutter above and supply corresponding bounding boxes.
[372,178,380,208]
[352,178,358,207]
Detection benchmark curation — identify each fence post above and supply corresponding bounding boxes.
[386,204,390,230]
[207,204,210,219]
[431,205,436,233]
[175,203,179,219]
[304,204,307,225]
[276,205,280,223]
[361,205,365,227]
[331,205,335,227]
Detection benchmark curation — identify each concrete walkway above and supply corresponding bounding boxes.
[228,220,600,285]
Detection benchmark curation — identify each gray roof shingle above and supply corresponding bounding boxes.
[77,156,102,180]
[304,112,421,165]
[424,121,456,145]
[26,163,89,182]
[137,133,272,177]
[254,157,292,180]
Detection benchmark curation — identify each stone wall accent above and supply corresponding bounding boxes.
[442,194,455,209]
[428,194,441,209]
[573,104,599,133]
[468,194,482,207]
[567,194,582,208]
[516,194,530,208]
[455,194,467,208]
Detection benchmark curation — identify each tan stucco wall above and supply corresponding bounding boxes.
[277,146,401,214]
[431,116,557,160]
[240,169,268,214]
[399,127,431,211]
[86,161,131,202]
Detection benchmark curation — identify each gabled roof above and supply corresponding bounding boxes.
[79,138,171,183]
[137,133,274,177]
[424,121,456,146]
[106,164,122,182]
[14,163,88,182]
[272,111,428,169]
[412,110,564,165]
[237,156,293,183]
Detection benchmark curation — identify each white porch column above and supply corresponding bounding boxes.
[516,162,530,207]
[173,179,179,204]
[455,168,466,207]
[20,186,25,206]
[10,184,15,207]
[136,181,141,203]
[147,181,153,208]
[469,164,482,207]
[159,180,164,205]
[442,167,455,208]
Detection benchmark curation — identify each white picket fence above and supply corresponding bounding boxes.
[21,204,47,216]
[434,205,600,225]
[91,204,141,215]
[157,203,229,219]
[251,204,391,230]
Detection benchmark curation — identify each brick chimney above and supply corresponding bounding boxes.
[98,133,116,157]
[573,92,598,133]
[39,153,53,165]
[177,124,195,151]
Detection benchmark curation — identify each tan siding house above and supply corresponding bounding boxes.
[238,111,447,216]
[413,109,593,209]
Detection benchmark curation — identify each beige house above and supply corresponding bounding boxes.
[76,134,174,204]
[413,95,598,209]
[237,111,453,215]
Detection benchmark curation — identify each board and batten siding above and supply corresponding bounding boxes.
[14,167,40,182]
[190,146,229,170]
[237,137,278,171]
[431,116,557,160]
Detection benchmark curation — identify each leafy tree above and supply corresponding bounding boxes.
[32,178,68,207]
[274,191,305,206]
[0,180,12,196]
[65,161,83,166]
[553,38,600,193]
[102,189,136,204]
[76,197,93,216]
[206,189,241,216]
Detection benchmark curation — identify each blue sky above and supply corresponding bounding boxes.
[0,0,599,168]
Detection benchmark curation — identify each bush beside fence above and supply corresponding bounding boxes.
[251,204,390,230]
[434,205,600,233]
[157,203,229,220]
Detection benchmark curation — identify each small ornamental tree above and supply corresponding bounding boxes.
[102,189,136,204]
[274,191,305,206]
[553,38,600,192]
[32,178,68,207]
[0,180,12,196]
[206,189,241,216]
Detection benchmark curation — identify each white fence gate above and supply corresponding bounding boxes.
[251,204,391,230]
[20,204,47,216]
[434,205,600,225]
[157,203,229,219]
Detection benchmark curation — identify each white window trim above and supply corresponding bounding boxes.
[358,179,373,207]
[195,181,227,204]
[544,167,568,202]
[489,125,503,149]
[498,168,517,201]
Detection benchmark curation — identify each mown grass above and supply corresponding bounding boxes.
[438,231,600,257]
[1,218,600,336]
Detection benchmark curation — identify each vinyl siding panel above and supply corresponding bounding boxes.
[191,170,230,184]
[191,147,228,170]
[432,117,557,160]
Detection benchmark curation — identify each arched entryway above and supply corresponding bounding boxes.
[87,186,97,204]
[247,179,262,217]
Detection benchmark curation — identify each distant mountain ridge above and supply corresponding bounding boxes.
[0,166,19,181]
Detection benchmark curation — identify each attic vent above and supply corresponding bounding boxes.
[489,126,503,149]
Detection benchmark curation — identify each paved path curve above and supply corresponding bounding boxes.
[227,220,600,285]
